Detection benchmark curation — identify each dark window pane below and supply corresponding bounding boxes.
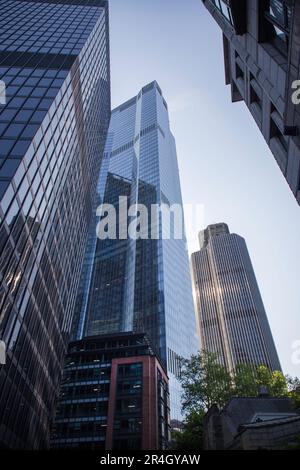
[0,139,15,155]
[4,124,25,138]
[0,159,20,178]
[15,109,33,122]
[21,124,39,139]
[11,140,31,156]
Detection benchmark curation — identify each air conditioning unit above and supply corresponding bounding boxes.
[0,341,6,365]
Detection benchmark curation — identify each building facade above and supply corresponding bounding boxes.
[191,223,281,371]
[203,396,300,450]
[0,0,110,448]
[71,82,199,420]
[202,0,300,205]
[51,332,170,450]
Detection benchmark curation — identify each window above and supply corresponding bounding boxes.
[213,0,233,25]
[4,123,25,138]
[250,86,262,108]
[11,139,31,157]
[270,103,289,151]
[0,159,20,178]
[265,0,292,52]
[250,75,263,110]
[271,119,288,150]
[0,139,15,155]
[117,363,143,378]
[236,62,244,80]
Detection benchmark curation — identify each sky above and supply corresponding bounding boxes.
[109,0,300,377]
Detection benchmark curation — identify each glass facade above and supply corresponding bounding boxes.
[0,0,110,449]
[72,82,199,420]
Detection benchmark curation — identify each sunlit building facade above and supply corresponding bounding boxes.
[191,223,281,372]
[0,0,110,448]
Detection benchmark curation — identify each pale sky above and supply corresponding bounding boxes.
[109,0,300,377]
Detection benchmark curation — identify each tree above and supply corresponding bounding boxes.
[179,351,233,413]
[180,352,297,412]
[256,365,288,396]
[287,376,300,409]
[176,351,300,451]
[234,363,258,397]
[256,364,272,388]
[171,410,205,450]
[270,370,289,396]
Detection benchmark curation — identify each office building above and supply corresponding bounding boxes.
[0,0,110,448]
[202,0,300,205]
[51,332,170,450]
[71,81,199,420]
[191,223,281,371]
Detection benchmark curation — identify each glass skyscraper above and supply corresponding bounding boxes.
[0,0,110,449]
[191,223,281,372]
[71,81,199,420]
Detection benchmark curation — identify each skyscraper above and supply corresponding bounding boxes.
[202,1,300,205]
[71,81,199,420]
[0,0,110,448]
[191,223,281,372]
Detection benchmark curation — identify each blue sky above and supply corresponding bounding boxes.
[109,0,300,377]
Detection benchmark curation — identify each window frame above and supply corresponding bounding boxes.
[264,0,293,52]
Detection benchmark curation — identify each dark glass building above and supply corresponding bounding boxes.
[202,1,300,205]
[0,0,110,448]
[51,332,170,450]
[191,223,281,372]
[71,82,199,421]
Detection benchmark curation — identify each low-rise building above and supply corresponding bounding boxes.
[204,395,300,450]
[51,332,170,450]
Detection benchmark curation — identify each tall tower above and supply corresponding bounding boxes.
[72,81,199,419]
[191,223,281,372]
[0,0,110,448]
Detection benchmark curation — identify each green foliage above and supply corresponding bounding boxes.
[270,370,289,396]
[180,351,233,413]
[176,350,300,451]
[234,363,258,397]
[180,351,293,414]
[256,365,288,396]
[171,410,204,450]
[287,376,300,409]
[256,365,272,388]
